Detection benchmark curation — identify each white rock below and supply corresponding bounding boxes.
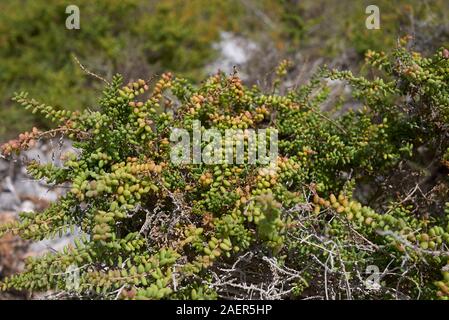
[0,192,20,211]
[13,180,58,202]
[0,159,9,172]
[20,200,35,213]
[207,31,258,78]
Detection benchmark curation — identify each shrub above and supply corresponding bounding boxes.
[1,43,449,299]
[2,0,448,141]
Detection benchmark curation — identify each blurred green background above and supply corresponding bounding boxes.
[0,0,448,140]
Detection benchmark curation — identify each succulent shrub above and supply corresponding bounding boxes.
[1,43,449,299]
[2,0,448,140]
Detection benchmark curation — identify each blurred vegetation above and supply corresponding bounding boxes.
[0,0,242,139]
[0,0,448,140]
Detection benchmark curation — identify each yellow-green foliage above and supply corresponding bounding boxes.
[1,0,448,140]
[1,44,449,299]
